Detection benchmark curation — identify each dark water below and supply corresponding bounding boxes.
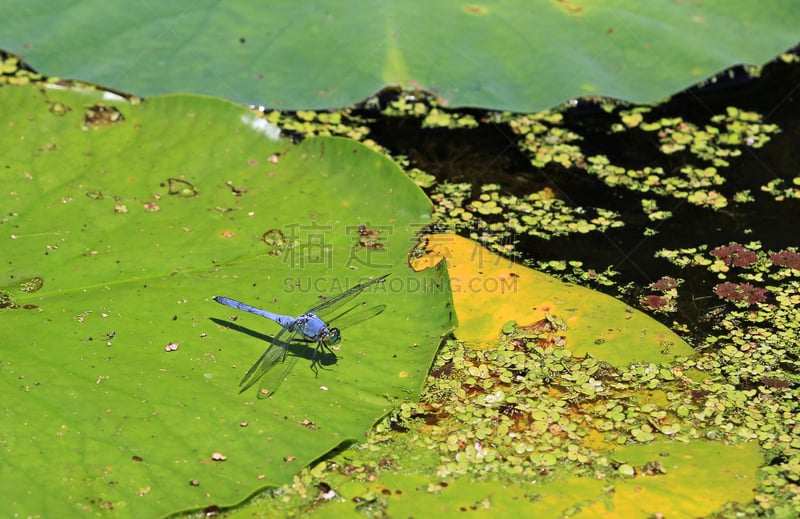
[365,55,800,340]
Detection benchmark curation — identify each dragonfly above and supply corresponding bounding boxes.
[213,274,388,396]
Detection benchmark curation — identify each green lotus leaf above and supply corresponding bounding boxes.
[0,84,455,516]
[2,1,798,111]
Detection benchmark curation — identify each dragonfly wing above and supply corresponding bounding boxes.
[256,305,386,397]
[238,325,294,392]
[309,274,388,320]
[325,303,387,332]
[256,346,301,398]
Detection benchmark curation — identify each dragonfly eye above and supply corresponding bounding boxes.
[327,328,342,345]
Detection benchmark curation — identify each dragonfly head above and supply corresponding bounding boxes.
[326,327,342,345]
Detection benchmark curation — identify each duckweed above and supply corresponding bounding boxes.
[239,256,798,514]
[429,183,624,253]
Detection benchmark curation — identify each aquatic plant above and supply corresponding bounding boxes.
[713,282,768,305]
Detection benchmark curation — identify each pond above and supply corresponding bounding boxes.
[362,54,800,342]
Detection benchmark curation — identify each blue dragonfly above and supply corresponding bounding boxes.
[213,274,388,396]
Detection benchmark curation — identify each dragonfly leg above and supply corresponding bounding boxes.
[309,341,339,376]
